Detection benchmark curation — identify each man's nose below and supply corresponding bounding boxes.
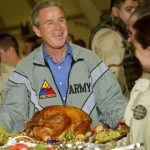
[54,22,61,29]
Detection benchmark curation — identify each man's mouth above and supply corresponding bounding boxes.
[53,32,63,37]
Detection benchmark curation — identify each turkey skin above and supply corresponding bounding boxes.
[26,105,92,141]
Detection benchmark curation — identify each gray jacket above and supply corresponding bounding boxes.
[0,43,127,132]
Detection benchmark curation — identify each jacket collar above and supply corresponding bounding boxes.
[32,42,84,66]
[32,44,45,66]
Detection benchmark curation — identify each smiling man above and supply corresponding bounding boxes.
[0,0,127,133]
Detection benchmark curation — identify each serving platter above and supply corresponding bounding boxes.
[0,123,129,150]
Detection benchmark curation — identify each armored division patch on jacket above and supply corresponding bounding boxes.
[39,80,56,99]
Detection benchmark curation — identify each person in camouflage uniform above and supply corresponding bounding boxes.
[90,0,142,97]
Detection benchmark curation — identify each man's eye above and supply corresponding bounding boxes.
[126,7,135,13]
[47,21,53,25]
[58,18,65,22]
[127,8,133,13]
[128,30,132,36]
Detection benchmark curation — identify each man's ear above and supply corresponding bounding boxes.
[8,47,14,54]
[32,26,41,37]
[112,6,119,17]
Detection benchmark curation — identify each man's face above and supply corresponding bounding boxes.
[33,6,68,50]
[114,0,139,25]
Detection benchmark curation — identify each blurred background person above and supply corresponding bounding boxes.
[67,33,75,43]
[89,0,142,98]
[0,33,21,104]
[22,36,41,56]
[74,39,87,48]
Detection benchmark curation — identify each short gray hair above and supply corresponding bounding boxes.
[30,0,66,26]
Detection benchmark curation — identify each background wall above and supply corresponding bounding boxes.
[0,0,147,53]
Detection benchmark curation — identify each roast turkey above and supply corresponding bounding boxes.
[26,105,92,141]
